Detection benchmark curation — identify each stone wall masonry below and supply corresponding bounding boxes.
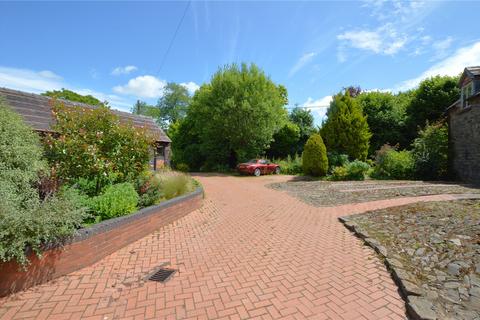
[448,103,480,184]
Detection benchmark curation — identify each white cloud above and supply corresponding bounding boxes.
[363,0,430,23]
[338,30,382,53]
[0,66,64,93]
[113,75,167,99]
[337,24,407,56]
[181,81,200,94]
[395,41,480,91]
[111,65,138,76]
[0,66,132,112]
[301,95,332,123]
[343,1,440,59]
[289,52,317,77]
[431,36,453,60]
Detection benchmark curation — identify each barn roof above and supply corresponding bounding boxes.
[0,87,171,143]
[459,66,480,86]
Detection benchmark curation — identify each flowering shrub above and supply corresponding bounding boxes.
[44,101,153,195]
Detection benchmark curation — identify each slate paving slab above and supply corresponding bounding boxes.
[269,179,480,206]
[341,199,480,319]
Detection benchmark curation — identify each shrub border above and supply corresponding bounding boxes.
[0,187,203,297]
[73,186,203,242]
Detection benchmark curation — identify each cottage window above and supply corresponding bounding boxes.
[462,82,474,108]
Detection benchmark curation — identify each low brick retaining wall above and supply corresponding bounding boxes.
[0,187,203,297]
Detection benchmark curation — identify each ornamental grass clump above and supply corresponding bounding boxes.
[159,172,194,200]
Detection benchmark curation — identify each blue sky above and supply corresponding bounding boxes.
[1,1,480,125]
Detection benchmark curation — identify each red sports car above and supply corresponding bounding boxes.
[237,159,281,176]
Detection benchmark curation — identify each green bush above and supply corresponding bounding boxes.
[0,187,88,266]
[92,183,139,220]
[327,152,349,173]
[275,154,303,175]
[330,166,349,181]
[44,102,153,195]
[412,122,448,180]
[0,102,87,265]
[135,171,163,207]
[345,160,370,180]
[372,144,414,180]
[320,91,371,160]
[302,134,328,177]
[330,161,370,181]
[176,163,190,172]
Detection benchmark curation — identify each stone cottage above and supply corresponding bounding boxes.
[447,66,480,184]
[0,87,171,169]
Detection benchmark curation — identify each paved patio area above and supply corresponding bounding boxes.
[0,174,466,320]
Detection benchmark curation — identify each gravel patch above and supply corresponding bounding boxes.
[341,200,480,319]
[269,180,480,206]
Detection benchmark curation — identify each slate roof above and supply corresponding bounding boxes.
[459,66,480,86]
[0,87,170,143]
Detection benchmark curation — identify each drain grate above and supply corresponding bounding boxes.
[148,268,176,283]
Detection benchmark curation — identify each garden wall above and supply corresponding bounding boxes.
[0,187,203,297]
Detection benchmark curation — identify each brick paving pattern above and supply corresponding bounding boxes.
[0,174,464,320]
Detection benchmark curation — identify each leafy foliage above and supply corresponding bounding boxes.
[267,122,300,158]
[175,163,190,172]
[274,154,303,175]
[356,91,409,154]
[327,152,349,173]
[134,171,163,208]
[372,144,414,180]
[173,63,288,170]
[44,102,153,194]
[320,91,371,161]
[330,161,370,181]
[157,83,191,130]
[42,88,102,106]
[302,134,328,177]
[289,107,316,154]
[405,75,459,140]
[131,100,160,119]
[0,101,46,206]
[92,183,139,220]
[412,122,449,180]
[0,102,87,265]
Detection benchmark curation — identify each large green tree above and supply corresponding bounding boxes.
[289,106,315,154]
[174,63,288,170]
[356,91,409,154]
[42,88,102,105]
[405,75,459,140]
[320,91,371,160]
[131,100,159,119]
[156,83,191,130]
[267,121,300,159]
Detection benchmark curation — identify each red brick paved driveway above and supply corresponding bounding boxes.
[2,174,464,320]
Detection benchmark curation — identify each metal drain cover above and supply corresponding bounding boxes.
[148,268,176,283]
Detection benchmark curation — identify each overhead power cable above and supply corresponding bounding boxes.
[155,0,191,76]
